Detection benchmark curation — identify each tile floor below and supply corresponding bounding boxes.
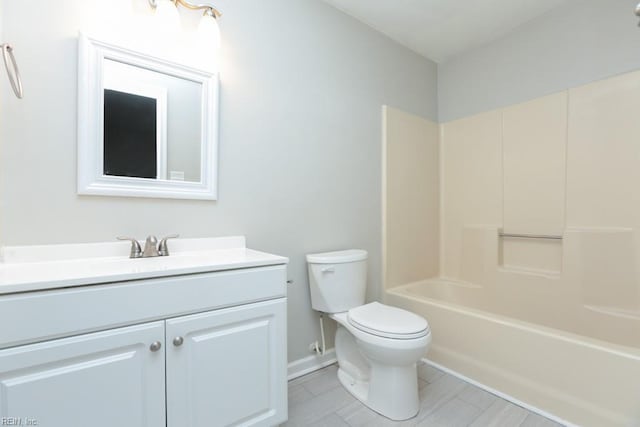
[284,362,565,427]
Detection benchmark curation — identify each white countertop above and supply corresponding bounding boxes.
[0,236,288,295]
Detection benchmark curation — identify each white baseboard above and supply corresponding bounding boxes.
[422,358,576,427]
[288,348,337,381]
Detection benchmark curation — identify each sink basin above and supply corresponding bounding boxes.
[0,236,288,294]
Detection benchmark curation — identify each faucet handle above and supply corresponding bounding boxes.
[117,237,142,259]
[158,234,179,256]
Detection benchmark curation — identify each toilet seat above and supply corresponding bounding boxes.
[348,302,429,340]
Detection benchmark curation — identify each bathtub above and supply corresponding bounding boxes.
[386,278,640,427]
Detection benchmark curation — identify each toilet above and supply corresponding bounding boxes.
[306,249,431,421]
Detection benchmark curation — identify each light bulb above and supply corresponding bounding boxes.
[198,9,221,49]
[154,0,180,31]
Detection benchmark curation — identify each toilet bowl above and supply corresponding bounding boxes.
[306,250,431,420]
[332,303,431,420]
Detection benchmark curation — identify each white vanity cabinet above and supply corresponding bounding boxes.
[0,240,289,427]
[166,299,287,427]
[0,322,167,427]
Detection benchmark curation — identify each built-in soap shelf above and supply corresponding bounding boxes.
[498,229,564,275]
[498,231,563,241]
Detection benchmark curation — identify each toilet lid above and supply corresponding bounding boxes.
[348,302,430,339]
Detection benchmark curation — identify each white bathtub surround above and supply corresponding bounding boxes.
[0,236,287,294]
[382,106,440,290]
[0,236,289,426]
[383,70,640,427]
[307,250,431,421]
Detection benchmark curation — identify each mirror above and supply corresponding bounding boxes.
[77,34,218,200]
[103,59,203,182]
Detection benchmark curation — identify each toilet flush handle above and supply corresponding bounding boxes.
[321,266,335,273]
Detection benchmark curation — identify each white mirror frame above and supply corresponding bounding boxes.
[77,33,219,200]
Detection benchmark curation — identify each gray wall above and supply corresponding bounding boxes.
[0,0,438,363]
[438,0,640,122]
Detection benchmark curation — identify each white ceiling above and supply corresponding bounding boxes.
[322,0,569,63]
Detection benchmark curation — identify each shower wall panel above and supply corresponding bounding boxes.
[440,111,503,280]
[439,69,640,316]
[382,106,440,289]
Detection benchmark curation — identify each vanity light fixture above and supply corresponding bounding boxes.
[197,7,222,49]
[149,0,222,47]
[151,0,180,29]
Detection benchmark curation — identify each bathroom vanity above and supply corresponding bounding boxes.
[0,237,288,427]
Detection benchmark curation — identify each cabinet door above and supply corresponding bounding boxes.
[0,322,166,427]
[166,299,287,427]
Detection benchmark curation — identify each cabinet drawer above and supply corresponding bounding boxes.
[0,265,286,349]
[0,321,166,427]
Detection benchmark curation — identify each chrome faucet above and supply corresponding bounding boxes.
[142,236,159,257]
[117,236,142,258]
[117,235,179,258]
[158,235,179,256]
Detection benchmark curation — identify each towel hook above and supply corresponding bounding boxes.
[1,44,23,99]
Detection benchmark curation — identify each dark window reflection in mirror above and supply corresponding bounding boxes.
[103,89,158,179]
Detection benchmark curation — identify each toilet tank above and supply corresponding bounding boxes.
[306,249,368,313]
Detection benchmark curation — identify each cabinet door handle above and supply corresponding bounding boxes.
[173,336,184,347]
[149,341,162,352]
